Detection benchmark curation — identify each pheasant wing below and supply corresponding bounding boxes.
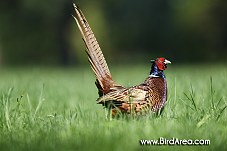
[97,87,147,104]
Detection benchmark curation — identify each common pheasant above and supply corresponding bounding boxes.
[73,4,171,116]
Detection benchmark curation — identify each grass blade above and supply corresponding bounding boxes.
[34,84,45,119]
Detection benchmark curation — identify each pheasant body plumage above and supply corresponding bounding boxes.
[73,4,171,116]
[97,66,167,114]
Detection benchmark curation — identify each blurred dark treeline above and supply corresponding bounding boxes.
[0,0,226,66]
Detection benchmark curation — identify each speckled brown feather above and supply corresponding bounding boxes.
[97,77,167,115]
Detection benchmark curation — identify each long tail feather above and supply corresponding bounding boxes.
[73,3,116,95]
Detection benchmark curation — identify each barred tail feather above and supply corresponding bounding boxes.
[73,3,116,95]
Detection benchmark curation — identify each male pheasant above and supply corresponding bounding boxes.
[73,4,171,116]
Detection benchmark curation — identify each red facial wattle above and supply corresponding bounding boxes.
[155,58,171,71]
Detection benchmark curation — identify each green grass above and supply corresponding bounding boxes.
[0,64,227,151]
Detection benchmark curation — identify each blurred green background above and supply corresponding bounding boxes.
[0,0,226,66]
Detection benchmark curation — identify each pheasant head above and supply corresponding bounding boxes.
[149,57,171,78]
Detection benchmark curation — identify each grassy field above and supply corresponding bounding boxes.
[0,64,227,151]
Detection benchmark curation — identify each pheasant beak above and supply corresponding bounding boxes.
[164,59,171,64]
